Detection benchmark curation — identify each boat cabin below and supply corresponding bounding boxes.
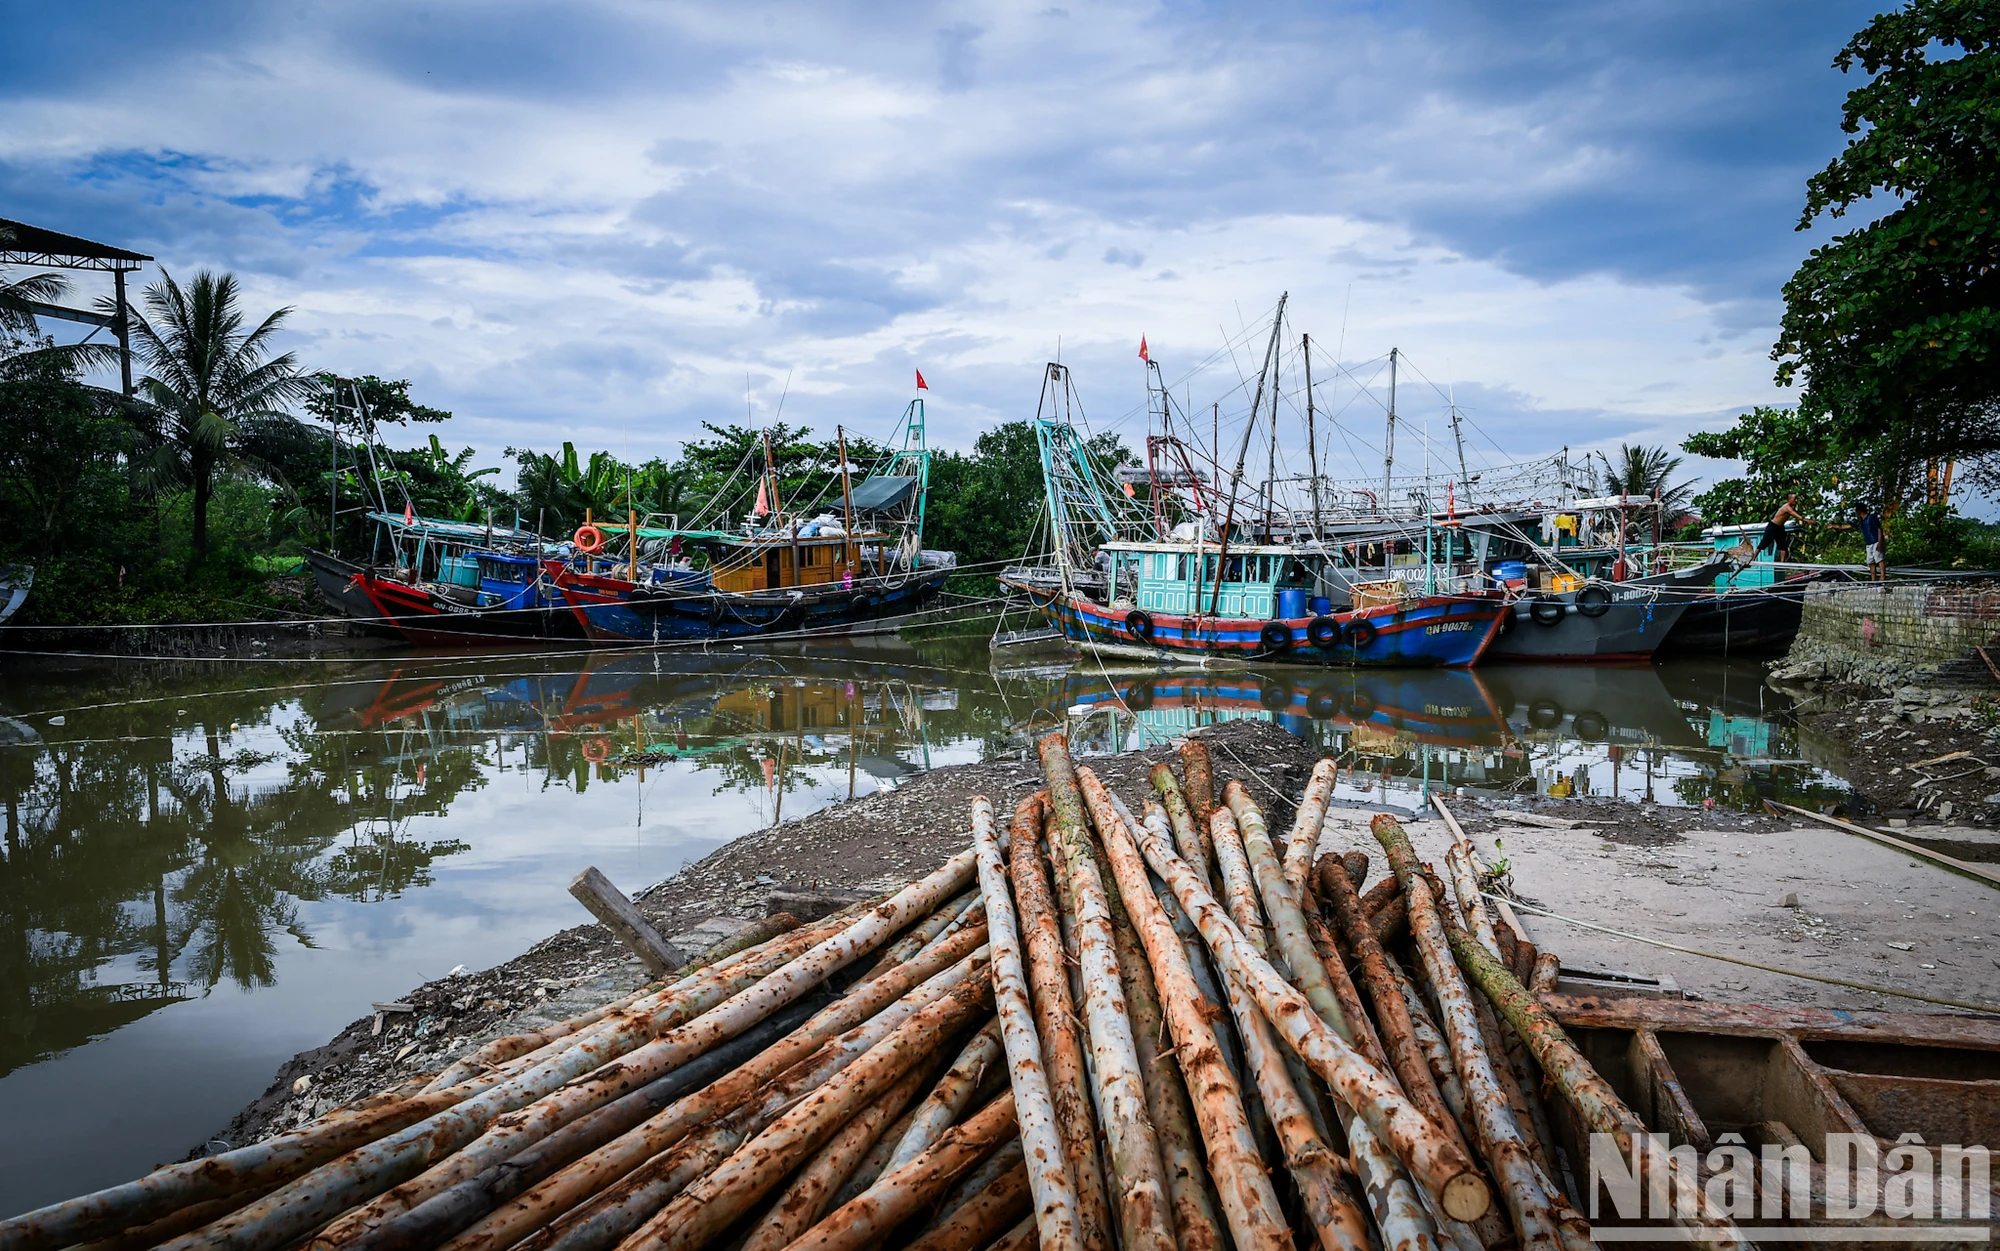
[1105,541,1321,620]
[706,532,874,594]
[1703,522,1789,589]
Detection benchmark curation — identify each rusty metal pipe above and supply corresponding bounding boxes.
[1037,734,1178,1251]
[1128,802,1492,1223]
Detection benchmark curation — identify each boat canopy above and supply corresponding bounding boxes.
[366,512,541,545]
[848,475,917,512]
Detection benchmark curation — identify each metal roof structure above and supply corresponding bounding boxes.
[0,219,152,271]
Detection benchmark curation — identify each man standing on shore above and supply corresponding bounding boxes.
[1856,501,1887,582]
[1757,495,1806,564]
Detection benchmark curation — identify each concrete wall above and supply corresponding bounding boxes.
[1797,582,2000,663]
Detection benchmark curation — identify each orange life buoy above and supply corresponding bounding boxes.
[574,525,606,554]
[582,736,611,763]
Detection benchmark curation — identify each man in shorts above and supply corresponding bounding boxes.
[1756,495,1806,564]
[1856,501,1886,582]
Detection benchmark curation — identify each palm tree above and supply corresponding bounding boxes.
[1598,443,1695,518]
[127,270,313,565]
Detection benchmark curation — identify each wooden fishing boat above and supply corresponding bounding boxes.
[0,564,32,626]
[304,513,583,647]
[548,398,952,644]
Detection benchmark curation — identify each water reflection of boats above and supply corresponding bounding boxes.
[1052,667,1513,750]
[1479,664,1702,749]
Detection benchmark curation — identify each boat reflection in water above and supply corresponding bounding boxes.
[1039,658,1850,815]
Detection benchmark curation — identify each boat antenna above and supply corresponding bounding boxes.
[1210,291,1288,615]
[1383,346,1398,514]
[1303,332,1321,535]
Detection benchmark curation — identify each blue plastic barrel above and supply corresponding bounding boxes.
[1278,587,1310,619]
[1492,560,1527,583]
[1309,595,1332,616]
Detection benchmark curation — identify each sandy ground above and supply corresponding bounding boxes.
[1311,795,2000,1017]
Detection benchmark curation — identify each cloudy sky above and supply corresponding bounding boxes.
[1,0,1885,491]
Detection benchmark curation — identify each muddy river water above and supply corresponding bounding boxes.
[0,638,1848,1214]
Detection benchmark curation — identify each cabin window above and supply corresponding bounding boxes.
[1225,556,1243,582]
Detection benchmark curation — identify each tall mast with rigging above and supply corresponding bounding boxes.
[1210,292,1287,615]
[1382,346,1398,513]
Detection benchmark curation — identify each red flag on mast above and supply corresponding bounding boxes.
[403,499,414,526]
[1138,336,1149,362]
[914,369,928,390]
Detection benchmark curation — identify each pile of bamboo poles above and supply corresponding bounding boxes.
[0,732,1743,1251]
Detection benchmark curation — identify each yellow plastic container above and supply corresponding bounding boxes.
[1549,572,1582,594]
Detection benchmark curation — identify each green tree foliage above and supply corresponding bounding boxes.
[1775,0,2000,473]
[0,340,131,553]
[1595,443,1696,517]
[304,373,452,426]
[126,270,314,567]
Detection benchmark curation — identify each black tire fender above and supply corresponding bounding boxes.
[1307,615,1342,648]
[1126,609,1155,641]
[1530,596,1566,626]
[1575,584,1612,618]
[1259,621,1292,652]
[1345,620,1377,650]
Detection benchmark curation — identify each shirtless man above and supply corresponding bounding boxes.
[1757,495,1805,563]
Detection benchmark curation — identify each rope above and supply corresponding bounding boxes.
[1491,893,2000,1015]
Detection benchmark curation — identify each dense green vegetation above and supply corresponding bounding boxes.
[1688,0,2000,567]
[0,247,1133,625]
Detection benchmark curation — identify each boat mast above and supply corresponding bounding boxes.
[1382,346,1398,514]
[1450,404,1471,507]
[1303,333,1321,535]
[1209,292,1288,615]
[837,425,855,579]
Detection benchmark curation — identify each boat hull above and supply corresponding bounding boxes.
[1485,596,1692,661]
[1654,582,1814,658]
[1003,580,1505,668]
[305,550,584,647]
[550,564,949,644]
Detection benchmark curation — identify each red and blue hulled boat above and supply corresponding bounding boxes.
[1000,542,1506,668]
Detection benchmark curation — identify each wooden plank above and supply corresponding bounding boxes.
[1763,799,2000,891]
[1546,993,2000,1050]
[568,865,686,976]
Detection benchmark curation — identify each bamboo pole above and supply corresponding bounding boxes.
[772,1094,1019,1251]
[1080,791,1224,1251]
[315,853,980,1248]
[620,974,997,1251]
[0,1090,472,1251]
[1314,856,1467,1154]
[442,938,992,1251]
[970,795,1089,1251]
[737,1063,934,1251]
[1036,734,1178,1251]
[1127,805,1493,1223]
[1132,803,1367,1251]
[1400,871,1566,1251]
[426,914,805,1094]
[1372,814,1746,1251]
[1149,762,1221,894]
[881,1019,1004,1171]
[1281,759,1339,892]
[181,921,833,1251]
[901,1153,1031,1251]
[1005,794,1112,1251]
[1209,798,1444,1251]
[357,996,831,1251]
[1074,782,1292,1251]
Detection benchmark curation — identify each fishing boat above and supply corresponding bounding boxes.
[548,399,953,644]
[304,513,583,646]
[1652,523,1846,656]
[0,564,32,626]
[999,307,1507,668]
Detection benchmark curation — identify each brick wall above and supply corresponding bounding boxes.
[1795,581,2000,667]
